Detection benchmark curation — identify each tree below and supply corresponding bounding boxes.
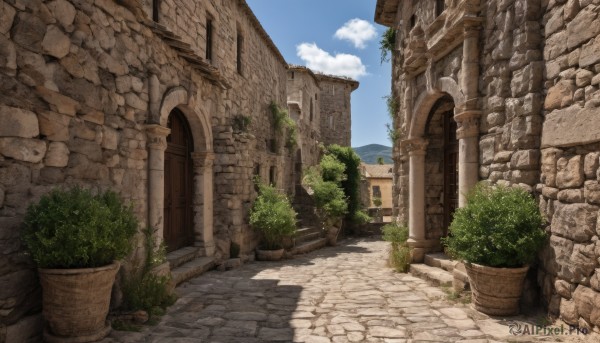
[377,156,385,165]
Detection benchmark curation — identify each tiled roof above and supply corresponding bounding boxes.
[363,164,393,178]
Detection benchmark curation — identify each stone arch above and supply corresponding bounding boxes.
[409,77,465,140]
[147,86,215,257]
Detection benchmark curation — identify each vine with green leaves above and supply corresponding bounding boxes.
[379,27,396,64]
[384,94,400,144]
[270,101,298,149]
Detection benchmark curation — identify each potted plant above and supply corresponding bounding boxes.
[250,182,297,261]
[443,183,546,316]
[311,179,348,246]
[22,187,138,342]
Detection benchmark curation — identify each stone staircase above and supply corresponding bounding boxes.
[166,247,215,286]
[291,184,327,255]
[409,252,470,291]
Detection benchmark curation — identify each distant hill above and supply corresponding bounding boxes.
[353,144,393,164]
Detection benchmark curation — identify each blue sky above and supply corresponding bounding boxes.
[246,0,392,148]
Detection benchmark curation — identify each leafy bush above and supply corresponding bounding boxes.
[312,180,348,227]
[351,210,371,225]
[250,182,297,250]
[233,114,252,133]
[320,155,346,184]
[270,101,297,149]
[373,197,382,208]
[442,183,546,268]
[22,187,138,269]
[379,27,396,64]
[382,222,410,272]
[324,145,362,223]
[121,227,176,325]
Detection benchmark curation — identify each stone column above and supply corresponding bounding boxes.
[404,138,432,262]
[455,111,481,207]
[460,24,480,112]
[146,124,171,244]
[192,151,215,257]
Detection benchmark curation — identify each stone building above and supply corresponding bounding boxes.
[0,0,354,338]
[376,0,600,330]
[316,74,359,147]
[362,163,394,210]
[287,65,322,174]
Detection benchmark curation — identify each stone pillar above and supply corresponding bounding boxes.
[146,124,171,243]
[192,151,215,257]
[404,138,435,262]
[460,24,480,112]
[455,111,481,207]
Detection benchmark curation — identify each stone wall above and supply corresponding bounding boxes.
[535,0,600,331]
[377,0,600,331]
[316,75,358,147]
[0,0,292,339]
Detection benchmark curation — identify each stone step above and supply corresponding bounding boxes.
[171,257,215,286]
[409,264,454,288]
[167,247,200,269]
[424,252,459,272]
[295,231,322,245]
[290,238,327,255]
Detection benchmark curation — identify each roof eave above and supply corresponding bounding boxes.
[374,0,400,27]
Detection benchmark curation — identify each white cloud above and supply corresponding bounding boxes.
[334,18,377,49]
[296,43,367,79]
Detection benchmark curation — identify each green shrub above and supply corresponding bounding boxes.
[270,101,297,149]
[320,155,346,184]
[324,145,362,223]
[250,183,297,250]
[121,227,176,322]
[373,197,382,208]
[351,210,371,225]
[442,183,546,268]
[382,222,410,272]
[22,187,138,269]
[379,27,396,64]
[312,180,348,227]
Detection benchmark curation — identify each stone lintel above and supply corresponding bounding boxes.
[542,105,600,148]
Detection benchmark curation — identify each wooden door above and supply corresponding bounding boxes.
[443,110,458,236]
[164,108,194,252]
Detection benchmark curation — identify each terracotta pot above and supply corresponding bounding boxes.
[39,262,120,342]
[465,262,529,316]
[256,248,284,261]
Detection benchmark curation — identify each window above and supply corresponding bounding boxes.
[410,14,416,29]
[372,186,381,199]
[269,166,276,186]
[310,98,314,122]
[290,71,295,79]
[315,94,318,101]
[206,18,213,61]
[436,0,445,17]
[267,139,277,153]
[152,0,160,22]
[236,31,243,74]
[329,115,334,129]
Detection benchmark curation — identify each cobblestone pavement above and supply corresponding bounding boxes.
[105,238,598,343]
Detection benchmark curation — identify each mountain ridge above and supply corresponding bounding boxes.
[352,144,393,164]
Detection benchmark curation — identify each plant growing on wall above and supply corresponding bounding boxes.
[323,144,363,224]
[379,27,396,64]
[384,94,400,144]
[232,114,252,133]
[270,101,298,149]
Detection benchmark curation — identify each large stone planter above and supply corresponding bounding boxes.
[465,262,529,316]
[256,248,284,261]
[326,221,342,246]
[39,262,120,342]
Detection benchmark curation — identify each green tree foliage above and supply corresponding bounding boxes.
[442,183,547,268]
[270,101,298,149]
[320,154,347,184]
[22,187,138,269]
[324,145,362,223]
[250,182,297,250]
[377,156,385,165]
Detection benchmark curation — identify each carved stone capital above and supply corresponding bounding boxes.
[192,151,215,169]
[402,138,428,156]
[454,110,481,139]
[145,124,171,151]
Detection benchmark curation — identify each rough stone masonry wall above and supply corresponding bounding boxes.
[0,0,289,339]
[535,0,600,331]
[317,77,354,147]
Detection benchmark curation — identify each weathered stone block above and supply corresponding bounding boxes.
[510,149,540,170]
[545,31,569,60]
[544,80,575,110]
[37,111,70,142]
[580,35,600,67]
[551,202,598,242]
[0,138,47,163]
[584,153,600,178]
[584,181,600,204]
[558,189,584,202]
[573,285,600,324]
[480,136,496,164]
[567,5,600,49]
[12,12,46,53]
[0,106,39,138]
[0,2,16,35]
[35,87,79,116]
[510,115,541,149]
[41,25,71,59]
[560,298,579,325]
[510,170,539,184]
[46,0,76,29]
[576,69,594,87]
[542,105,600,147]
[556,155,584,188]
[556,279,575,299]
[0,34,17,73]
[44,142,69,167]
[511,62,543,97]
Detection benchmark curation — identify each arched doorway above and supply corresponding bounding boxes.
[164,108,195,252]
[423,95,458,243]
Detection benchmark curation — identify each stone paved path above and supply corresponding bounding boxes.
[105,238,597,343]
